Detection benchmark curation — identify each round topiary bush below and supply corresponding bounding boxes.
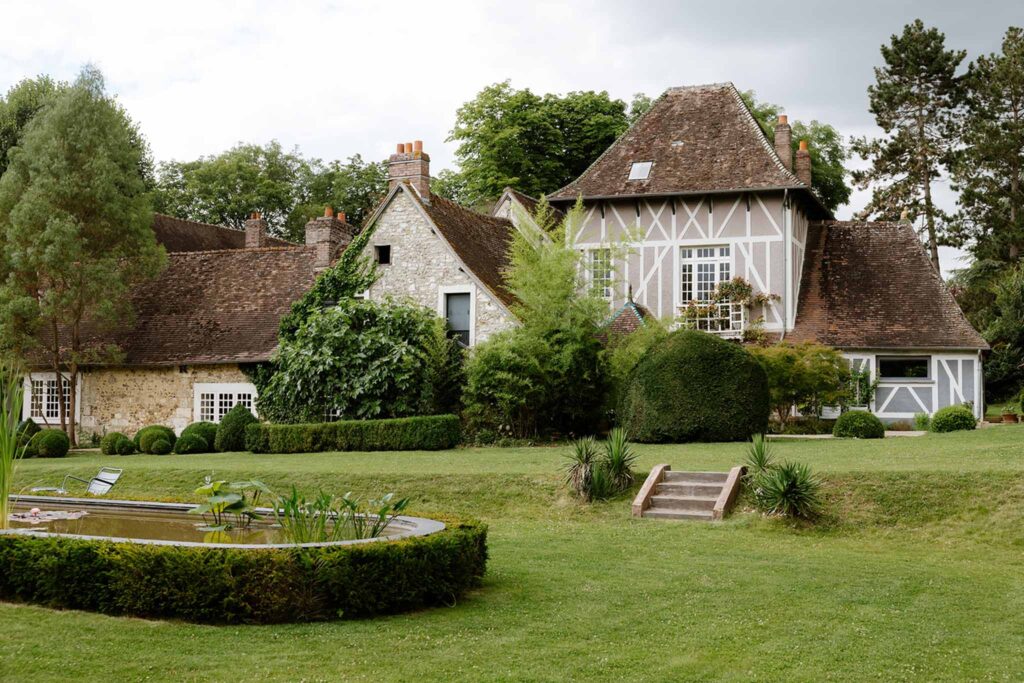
[215,404,258,452]
[16,419,39,445]
[149,438,173,455]
[930,405,977,433]
[115,435,137,455]
[134,425,176,454]
[833,411,885,439]
[173,433,207,455]
[617,329,769,442]
[100,431,128,456]
[28,429,70,458]
[180,421,218,452]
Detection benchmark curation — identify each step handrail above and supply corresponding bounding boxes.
[712,466,746,520]
[631,464,671,517]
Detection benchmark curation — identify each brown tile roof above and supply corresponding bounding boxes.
[789,221,987,350]
[601,300,653,344]
[75,247,319,366]
[153,213,293,252]
[406,188,517,307]
[548,83,827,216]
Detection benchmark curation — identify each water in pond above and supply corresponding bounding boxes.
[9,503,402,545]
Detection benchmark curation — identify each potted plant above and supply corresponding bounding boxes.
[1001,406,1019,424]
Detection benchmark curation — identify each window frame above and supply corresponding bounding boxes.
[193,382,259,423]
[22,372,80,426]
[679,245,732,303]
[588,248,614,301]
[876,356,932,383]
[374,244,392,266]
[438,285,476,347]
[628,161,653,180]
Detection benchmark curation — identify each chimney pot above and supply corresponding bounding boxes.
[388,137,432,202]
[413,140,423,153]
[404,141,413,153]
[799,139,808,151]
[795,140,812,185]
[396,143,404,153]
[244,212,269,249]
[305,211,354,270]
[324,206,333,218]
[337,211,346,224]
[778,114,788,125]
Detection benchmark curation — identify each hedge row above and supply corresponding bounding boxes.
[0,518,487,624]
[246,414,461,453]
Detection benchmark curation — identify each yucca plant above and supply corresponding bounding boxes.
[754,461,822,519]
[0,362,26,531]
[603,427,637,491]
[587,461,617,502]
[564,436,599,499]
[744,433,776,477]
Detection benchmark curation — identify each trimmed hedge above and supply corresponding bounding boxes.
[180,422,218,452]
[0,518,487,624]
[134,425,176,454]
[617,329,770,442]
[150,438,173,455]
[215,404,258,452]
[173,434,207,455]
[930,405,977,433]
[27,429,70,458]
[833,411,885,439]
[114,436,136,456]
[100,431,128,456]
[246,415,462,454]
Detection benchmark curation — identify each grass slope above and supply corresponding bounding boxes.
[3,426,1024,681]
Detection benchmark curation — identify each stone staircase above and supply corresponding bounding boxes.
[632,465,743,521]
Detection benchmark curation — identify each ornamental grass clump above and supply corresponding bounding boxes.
[0,363,27,530]
[744,436,822,521]
[272,488,410,543]
[564,428,638,502]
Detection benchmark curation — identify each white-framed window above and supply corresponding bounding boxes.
[438,285,475,348]
[193,383,258,423]
[628,161,653,180]
[877,356,931,381]
[22,373,79,425]
[680,245,731,302]
[588,248,613,300]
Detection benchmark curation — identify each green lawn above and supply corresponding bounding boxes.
[3,427,1024,681]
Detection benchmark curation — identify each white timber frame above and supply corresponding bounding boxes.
[22,372,81,426]
[438,284,476,347]
[193,382,258,424]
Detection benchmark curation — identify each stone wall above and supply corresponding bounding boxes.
[364,190,514,343]
[79,364,249,437]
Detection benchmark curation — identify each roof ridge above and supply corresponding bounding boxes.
[155,213,297,245]
[168,245,309,258]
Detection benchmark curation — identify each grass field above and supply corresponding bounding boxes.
[3,426,1024,681]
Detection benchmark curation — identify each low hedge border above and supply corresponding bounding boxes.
[0,517,486,624]
[246,414,461,453]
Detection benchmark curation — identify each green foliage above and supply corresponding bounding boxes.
[0,75,63,177]
[618,329,769,443]
[914,412,932,430]
[751,461,822,520]
[100,431,127,456]
[15,418,39,451]
[564,437,599,499]
[287,154,387,238]
[149,438,172,455]
[0,518,487,623]
[744,434,776,476]
[260,299,461,424]
[172,434,206,455]
[605,317,669,413]
[948,28,1024,262]
[602,427,637,491]
[981,264,1024,400]
[134,425,176,454]
[850,20,966,271]
[930,405,977,433]
[189,477,269,529]
[179,422,218,452]
[245,415,461,454]
[273,489,409,543]
[564,429,637,502]
[214,404,258,453]
[0,363,26,529]
[751,342,851,423]
[833,411,885,439]
[444,81,631,204]
[114,435,136,456]
[28,429,70,458]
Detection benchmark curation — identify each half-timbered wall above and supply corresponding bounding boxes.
[571,192,807,331]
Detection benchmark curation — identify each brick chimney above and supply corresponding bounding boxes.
[305,206,354,270]
[388,140,430,202]
[795,140,812,186]
[244,212,269,248]
[774,115,793,171]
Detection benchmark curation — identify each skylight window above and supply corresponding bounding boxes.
[628,161,653,180]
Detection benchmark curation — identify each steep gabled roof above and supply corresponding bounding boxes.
[601,299,653,343]
[153,213,293,252]
[548,83,826,216]
[789,221,987,350]
[493,187,566,227]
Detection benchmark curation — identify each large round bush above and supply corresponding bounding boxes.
[173,433,207,455]
[180,422,218,451]
[930,405,977,433]
[15,419,39,451]
[28,429,70,458]
[215,404,258,452]
[134,425,177,454]
[100,431,128,455]
[617,330,769,442]
[833,411,885,438]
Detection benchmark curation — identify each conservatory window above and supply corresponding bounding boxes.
[194,383,258,423]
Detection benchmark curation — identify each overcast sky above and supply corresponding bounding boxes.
[2,1,1019,274]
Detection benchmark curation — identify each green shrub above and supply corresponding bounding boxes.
[913,412,931,430]
[100,431,128,456]
[246,415,461,454]
[28,429,70,458]
[744,434,776,476]
[751,342,851,424]
[114,436,136,456]
[173,434,207,455]
[564,429,637,501]
[930,405,977,433]
[751,461,822,519]
[180,422,218,452]
[215,404,258,452]
[134,425,176,454]
[833,411,885,439]
[0,518,487,624]
[617,329,769,442]
[149,438,172,455]
[15,419,39,452]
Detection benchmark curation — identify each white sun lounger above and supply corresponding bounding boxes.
[31,467,124,496]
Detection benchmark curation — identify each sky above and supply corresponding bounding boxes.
[1,0,1019,275]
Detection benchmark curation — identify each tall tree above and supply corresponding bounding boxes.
[627,93,653,124]
[0,76,63,178]
[443,81,631,205]
[851,19,966,272]
[741,91,852,212]
[0,66,165,443]
[948,27,1024,262]
[288,154,387,237]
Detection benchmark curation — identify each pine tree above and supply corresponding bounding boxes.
[851,19,966,272]
[949,27,1024,262]
[0,66,165,443]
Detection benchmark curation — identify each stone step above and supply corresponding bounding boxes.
[649,494,717,511]
[663,470,728,484]
[642,508,715,521]
[655,482,723,497]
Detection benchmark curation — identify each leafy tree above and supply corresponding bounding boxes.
[981,264,1024,401]
[0,76,63,178]
[741,91,852,212]
[851,20,966,272]
[287,154,387,238]
[0,66,165,443]
[949,27,1024,262]
[445,81,631,204]
[627,93,653,124]
[751,343,851,424]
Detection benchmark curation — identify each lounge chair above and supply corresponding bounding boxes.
[31,467,123,496]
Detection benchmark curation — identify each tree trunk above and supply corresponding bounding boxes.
[923,178,941,273]
[1010,174,1020,261]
